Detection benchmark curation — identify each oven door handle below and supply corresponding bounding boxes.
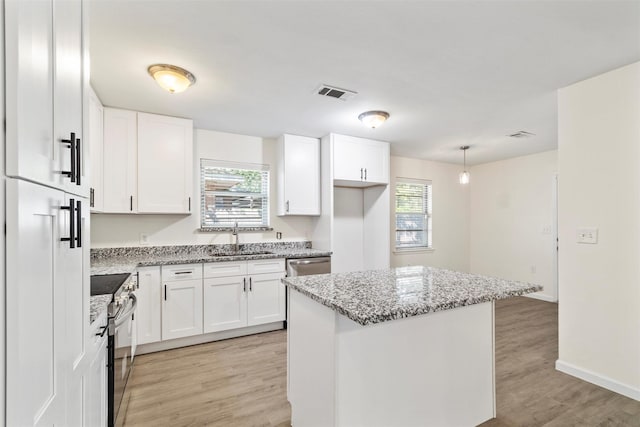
[114,293,137,328]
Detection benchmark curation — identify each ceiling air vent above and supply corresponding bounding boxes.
[315,84,357,101]
[508,130,536,138]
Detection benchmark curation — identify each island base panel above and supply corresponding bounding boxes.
[288,290,496,427]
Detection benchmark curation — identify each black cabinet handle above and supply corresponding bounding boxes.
[61,198,75,248]
[243,277,247,292]
[360,168,363,180]
[364,168,367,180]
[75,137,81,185]
[61,132,76,183]
[90,188,95,207]
[76,200,82,248]
[249,277,252,292]
[164,285,167,301]
[188,197,191,212]
[130,195,133,211]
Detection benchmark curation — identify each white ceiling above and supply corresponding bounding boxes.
[89,0,640,165]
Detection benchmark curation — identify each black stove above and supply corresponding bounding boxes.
[90,273,132,297]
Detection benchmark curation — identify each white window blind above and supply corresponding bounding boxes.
[200,159,270,228]
[395,179,432,249]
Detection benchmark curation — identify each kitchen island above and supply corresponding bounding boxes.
[283,266,542,427]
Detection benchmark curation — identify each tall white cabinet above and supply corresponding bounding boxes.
[312,134,391,273]
[103,108,139,212]
[276,134,321,216]
[4,0,92,425]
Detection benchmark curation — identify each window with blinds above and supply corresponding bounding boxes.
[395,179,432,249]
[200,159,270,228]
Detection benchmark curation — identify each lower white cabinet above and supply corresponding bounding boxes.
[162,278,203,340]
[204,259,286,333]
[84,314,108,427]
[136,267,162,345]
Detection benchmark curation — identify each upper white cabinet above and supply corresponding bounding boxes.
[98,108,193,214]
[5,0,88,197]
[332,134,389,187]
[103,108,138,213]
[276,134,321,216]
[138,113,194,214]
[88,88,105,212]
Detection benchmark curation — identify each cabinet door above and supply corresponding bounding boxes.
[247,273,286,326]
[333,135,364,182]
[84,335,107,427]
[6,179,67,426]
[279,135,320,216]
[103,108,138,212]
[54,0,87,197]
[203,277,248,333]
[89,88,104,212]
[136,267,162,345]
[5,0,57,189]
[162,279,203,340]
[361,139,390,185]
[137,113,193,214]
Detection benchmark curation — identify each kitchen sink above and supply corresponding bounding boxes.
[208,250,274,257]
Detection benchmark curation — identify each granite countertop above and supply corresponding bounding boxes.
[283,266,542,326]
[90,295,112,325]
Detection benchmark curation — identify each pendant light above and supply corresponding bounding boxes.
[459,146,470,185]
[358,110,390,128]
[147,64,196,93]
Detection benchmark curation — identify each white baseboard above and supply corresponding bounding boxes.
[525,292,557,303]
[555,360,640,401]
[136,322,284,355]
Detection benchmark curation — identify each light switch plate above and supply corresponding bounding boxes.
[576,227,598,244]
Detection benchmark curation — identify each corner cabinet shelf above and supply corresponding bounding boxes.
[276,134,321,216]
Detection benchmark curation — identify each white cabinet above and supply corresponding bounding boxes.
[277,134,321,216]
[161,264,203,340]
[89,88,105,212]
[138,113,193,214]
[203,259,286,333]
[5,0,88,197]
[84,313,108,427]
[332,134,389,186]
[136,267,162,345]
[103,108,138,213]
[99,109,194,214]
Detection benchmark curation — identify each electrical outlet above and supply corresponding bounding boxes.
[541,225,552,235]
[530,265,537,274]
[576,228,598,244]
[140,233,149,245]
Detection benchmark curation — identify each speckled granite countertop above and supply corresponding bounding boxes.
[90,295,112,325]
[283,266,542,326]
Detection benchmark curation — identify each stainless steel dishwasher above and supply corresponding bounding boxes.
[286,257,331,277]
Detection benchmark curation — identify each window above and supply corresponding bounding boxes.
[200,159,270,229]
[395,178,432,250]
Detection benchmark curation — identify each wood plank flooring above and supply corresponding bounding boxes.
[122,297,640,426]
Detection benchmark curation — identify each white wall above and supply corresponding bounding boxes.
[91,129,314,247]
[469,150,558,302]
[390,156,470,272]
[557,62,640,399]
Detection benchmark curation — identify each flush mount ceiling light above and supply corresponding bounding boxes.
[459,146,470,185]
[147,64,196,94]
[358,110,390,128]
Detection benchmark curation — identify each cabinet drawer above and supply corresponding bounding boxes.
[161,264,202,281]
[247,259,285,275]
[203,261,247,279]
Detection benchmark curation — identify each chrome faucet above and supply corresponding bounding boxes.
[232,221,240,252]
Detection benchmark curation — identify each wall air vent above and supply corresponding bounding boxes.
[315,84,357,101]
[508,130,536,138]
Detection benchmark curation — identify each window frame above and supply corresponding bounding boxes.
[199,159,272,231]
[394,177,433,252]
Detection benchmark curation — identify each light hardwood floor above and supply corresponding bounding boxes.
[122,297,640,426]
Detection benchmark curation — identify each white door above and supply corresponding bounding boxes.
[247,273,286,326]
[283,135,320,215]
[203,276,248,333]
[103,108,138,212]
[361,139,390,185]
[137,113,193,214]
[88,88,104,211]
[6,179,67,426]
[84,336,108,427]
[333,135,364,182]
[162,279,203,340]
[54,0,86,197]
[5,0,57,189]
[136,267,162,345]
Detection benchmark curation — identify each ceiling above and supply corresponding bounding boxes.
[89,0,640,165]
